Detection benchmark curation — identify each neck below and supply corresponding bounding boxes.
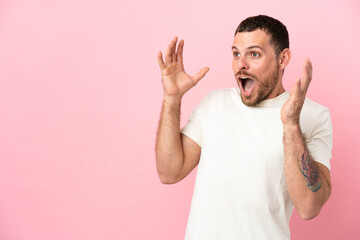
[276,85,285,96]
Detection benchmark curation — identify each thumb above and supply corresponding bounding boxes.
[192,67,210,84]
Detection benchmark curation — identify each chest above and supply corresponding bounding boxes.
[198,107,285,187]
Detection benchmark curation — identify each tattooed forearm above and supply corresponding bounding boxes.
[298,152,322,192]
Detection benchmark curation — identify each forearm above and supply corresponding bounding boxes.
[283,124,331,220]
[156,96,184,183]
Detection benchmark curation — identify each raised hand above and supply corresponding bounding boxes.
[281,58,313,125]
[157,36,209,99]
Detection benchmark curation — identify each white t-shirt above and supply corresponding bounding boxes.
[181,88,333,240]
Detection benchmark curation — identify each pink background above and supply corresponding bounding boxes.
[0,0,359,239]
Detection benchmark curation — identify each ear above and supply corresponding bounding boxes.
[278,48,292,70]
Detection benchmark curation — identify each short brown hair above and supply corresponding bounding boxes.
[235,15,289,55]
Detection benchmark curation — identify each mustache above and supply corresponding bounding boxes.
[235,71,257,80]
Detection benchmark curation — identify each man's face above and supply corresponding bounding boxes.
[232,29,282,106]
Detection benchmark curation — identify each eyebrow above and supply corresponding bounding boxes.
[232,45,265,52]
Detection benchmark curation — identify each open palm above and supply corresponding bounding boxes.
[157,37,209,98]
[281,58,312,125]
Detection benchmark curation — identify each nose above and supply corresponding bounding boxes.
[235,55,249,71]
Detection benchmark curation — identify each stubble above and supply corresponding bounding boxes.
[240,67,280,106]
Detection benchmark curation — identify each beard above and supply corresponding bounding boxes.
[239,66,280,107]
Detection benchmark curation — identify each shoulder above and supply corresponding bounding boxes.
[302,97,331,119]
[301,97,332,138]
[201,88,239,104]
[192,88,239,116]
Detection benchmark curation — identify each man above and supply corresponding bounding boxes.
[156,15,332,239]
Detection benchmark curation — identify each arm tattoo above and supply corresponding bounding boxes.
[298,152,322,192]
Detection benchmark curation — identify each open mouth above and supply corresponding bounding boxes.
[238,76,255,96]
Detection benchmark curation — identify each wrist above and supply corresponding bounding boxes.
[163,94,182,105]
[283,122,301,132]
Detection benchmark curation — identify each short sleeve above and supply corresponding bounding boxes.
[180,92,213,148]
[305,108,333,171]
[181,111,202,147]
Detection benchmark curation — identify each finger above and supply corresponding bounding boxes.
[157,51,166,71]
[301,58,312,92]
[176,39,184,64]
[164,36,178,64]
[192,67,210,84]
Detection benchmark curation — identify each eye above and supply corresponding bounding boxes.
[233,52,240,58]
[250,52,260,58]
